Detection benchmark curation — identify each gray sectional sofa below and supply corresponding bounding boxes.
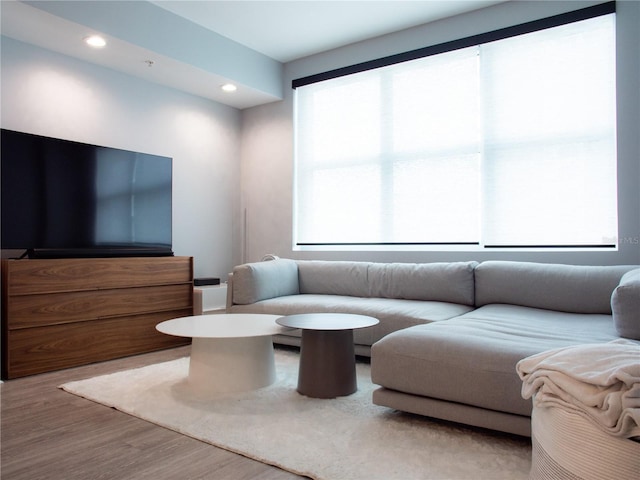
[226,258,640,436]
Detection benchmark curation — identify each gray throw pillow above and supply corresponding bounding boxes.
[611,268,640,340]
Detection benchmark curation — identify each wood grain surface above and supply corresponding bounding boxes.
[0,346,301,480]
[2,257,194,378]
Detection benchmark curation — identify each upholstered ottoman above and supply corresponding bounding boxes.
[518,338,640,480]
[530,402,640,480]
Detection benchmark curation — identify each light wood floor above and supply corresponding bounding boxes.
[1,346,305,480]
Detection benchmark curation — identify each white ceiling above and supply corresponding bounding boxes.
[151,1,505,63]
[1,1,506,108]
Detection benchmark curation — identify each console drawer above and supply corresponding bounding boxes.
[6,284,193,329]
[5,310,191,378]
[6,257,192,295]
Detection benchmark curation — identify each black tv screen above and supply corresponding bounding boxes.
[1,129,173,259]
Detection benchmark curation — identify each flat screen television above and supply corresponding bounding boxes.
[1,129,173,259]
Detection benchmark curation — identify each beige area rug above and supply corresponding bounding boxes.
[60,348,531,480]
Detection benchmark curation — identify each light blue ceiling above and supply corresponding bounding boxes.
[3,1,507,109]
[23,0,283,103]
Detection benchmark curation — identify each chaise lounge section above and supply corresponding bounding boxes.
[372,261,638,436]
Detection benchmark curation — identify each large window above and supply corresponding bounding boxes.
[293,5,617,250]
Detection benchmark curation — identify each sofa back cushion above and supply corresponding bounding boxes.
[232,259,299,305]
[368,261,477,305]
[611,268,640,339]
[297,261,370,297]
[475,261,636,314]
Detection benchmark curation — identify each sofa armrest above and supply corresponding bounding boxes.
[611,268,640,340]
[230,258,300,305]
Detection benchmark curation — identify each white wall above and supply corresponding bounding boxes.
[1,37,242,278]
[240,0,640,266]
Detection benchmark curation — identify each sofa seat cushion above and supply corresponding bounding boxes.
[229,294,474,346]
[371,304,620,417]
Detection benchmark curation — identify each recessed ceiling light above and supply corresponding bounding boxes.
[84,35,106,48]
[221,83,237,93]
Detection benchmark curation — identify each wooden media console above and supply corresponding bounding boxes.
[1,256,193,379]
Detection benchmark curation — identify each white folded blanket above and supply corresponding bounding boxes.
[517,340,640,439]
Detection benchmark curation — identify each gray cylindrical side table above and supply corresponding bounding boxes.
[276,313,379,399]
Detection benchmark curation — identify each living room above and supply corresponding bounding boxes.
[1,1,639,479]
[2,1,639,275]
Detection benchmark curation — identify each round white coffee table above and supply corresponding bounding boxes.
[156,314,291,395]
